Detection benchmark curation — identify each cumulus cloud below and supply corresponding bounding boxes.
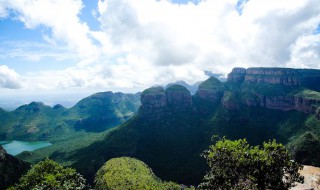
[0,0,98,59]
[0,65,23,89]
[0,0,320,91]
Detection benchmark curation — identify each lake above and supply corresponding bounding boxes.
[0,140,52,156]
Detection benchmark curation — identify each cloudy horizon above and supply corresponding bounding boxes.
[0,0,319,98]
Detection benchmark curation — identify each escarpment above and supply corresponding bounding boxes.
[226,67,320,115]
[139,67,320,119]
[228,67,320,88]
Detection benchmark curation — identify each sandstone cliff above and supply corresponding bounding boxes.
[227,67,320,115]
[139,87,168,120]
[166,85,192,112]
[196,76,224,104]
[228,67,320,88]
[139,85,192,120]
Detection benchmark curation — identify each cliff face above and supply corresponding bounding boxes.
[227,67,320,115]
[196,76,224,104]
[139,85,192,120]
[140,87,168,120]
[166,85,192,112]
[227,67,246,83]
[228,67,320,87]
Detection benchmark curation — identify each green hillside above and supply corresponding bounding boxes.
[11,75,320,186]
[95,157,185,190]
[0,92,141,141]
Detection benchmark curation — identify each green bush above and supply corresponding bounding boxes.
[8,158,89,190]
[198,137,304,190]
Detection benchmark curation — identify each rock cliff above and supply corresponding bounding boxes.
[226,67,320,115]
[139,87,168,120]
[139,85,192,120]
[166,85,192,112]
[228,67,320,88]
[196,76,225,104]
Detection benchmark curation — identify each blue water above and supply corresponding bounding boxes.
[0,140,52,155]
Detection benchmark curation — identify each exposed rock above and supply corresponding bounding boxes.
[196,76,225,104]
[228,67,320,88]
[242,94,320,114]
[227,67,246,83]
[166,85,192,112]
[139,86,168,120]
[291,166,320,190]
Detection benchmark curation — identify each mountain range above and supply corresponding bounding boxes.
[1,67,320,187]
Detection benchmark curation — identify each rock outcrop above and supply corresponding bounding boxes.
[228,67,320,88]
[291,166,320,190]
[140,87,168,120]
[166,85,192,112]
[227,67,246,83]
[227,67,320,116]
[139,85,192,120]
[196,76,225,104]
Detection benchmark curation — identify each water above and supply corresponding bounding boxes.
[0,140,52,156]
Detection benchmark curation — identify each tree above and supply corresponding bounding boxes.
[8,158,89,190]
[198,137,304,190]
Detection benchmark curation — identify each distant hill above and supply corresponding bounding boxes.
[16,67,320,186]
[0,92,141,141]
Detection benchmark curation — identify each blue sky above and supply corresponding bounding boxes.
[0,0,319,100]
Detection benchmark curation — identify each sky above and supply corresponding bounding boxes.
[0,0,319,102]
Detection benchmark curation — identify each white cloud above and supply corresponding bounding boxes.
[0,0,98,59]
[0,0,320,91]
[0,65,23,89]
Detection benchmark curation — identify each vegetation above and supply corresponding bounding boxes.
[8,158,89,190]
[198,137,304,190]
[95,157,187,190]
[3,75,320,187]
[288,131,320,166]
[0,145,29,190]
[0,92,140,141]
[198,76,224,91]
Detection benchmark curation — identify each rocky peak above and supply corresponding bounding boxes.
[139,85,194,120]
[227,67,246,83]
[139,86,168,120]
[196,76,225,104]
[165,84,192,112]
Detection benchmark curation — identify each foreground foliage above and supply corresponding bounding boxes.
[198,137,304,190]
[8,158,89,190]
[95,157,189,190]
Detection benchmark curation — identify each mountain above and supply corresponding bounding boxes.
[0,92,141,141]
[16,67,320,186]
[165,80,199,95]
[0,145,30,189]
